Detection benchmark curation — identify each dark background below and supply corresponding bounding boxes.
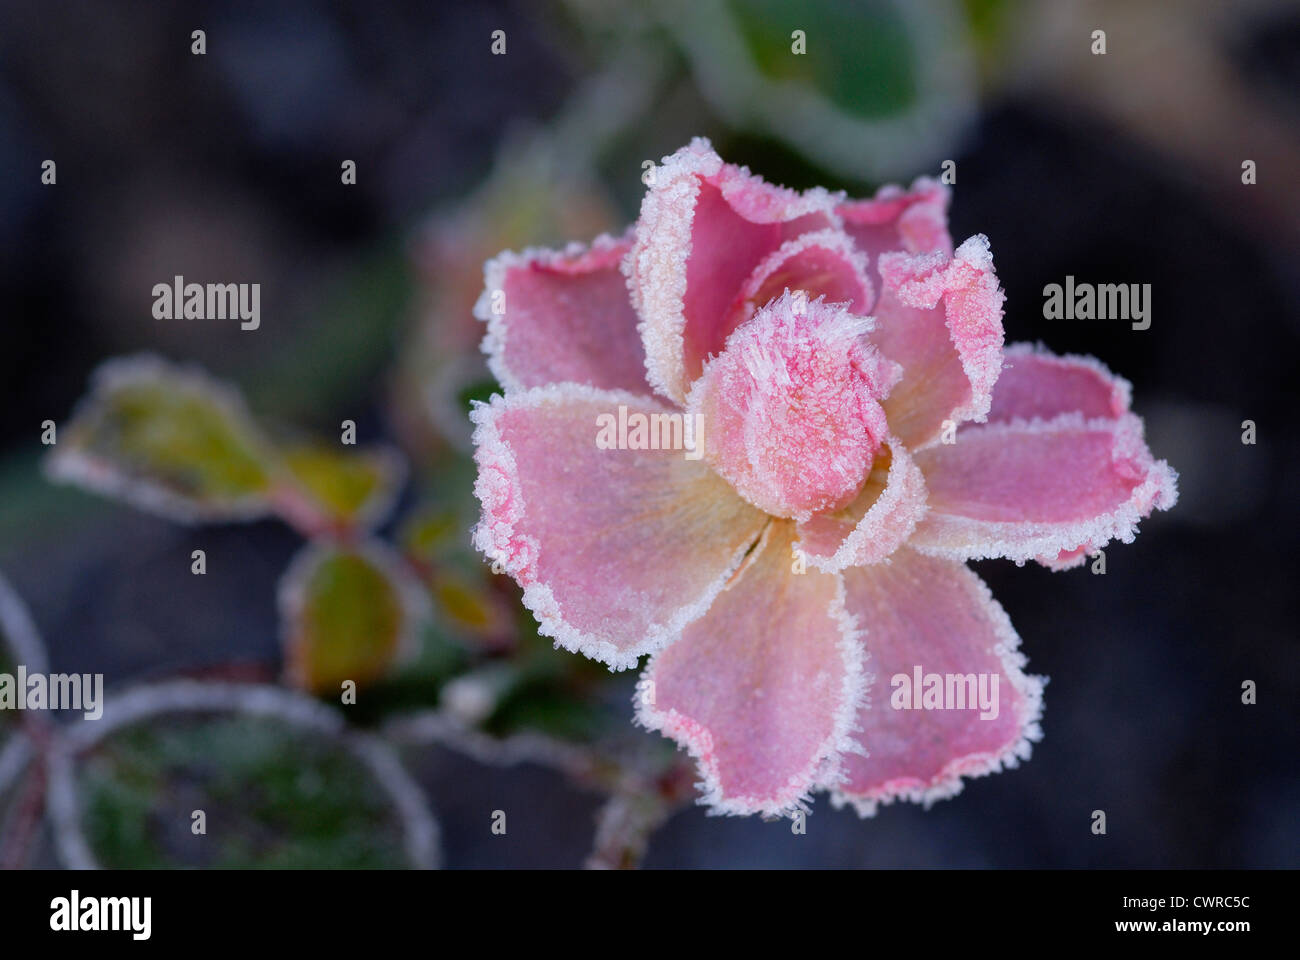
[0,0,1296,867]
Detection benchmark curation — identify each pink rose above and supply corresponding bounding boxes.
[470,138,1177,817]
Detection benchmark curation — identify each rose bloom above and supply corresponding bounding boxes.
[470,139,1177,817]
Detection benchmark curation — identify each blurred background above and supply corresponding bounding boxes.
[0,0,1297,868]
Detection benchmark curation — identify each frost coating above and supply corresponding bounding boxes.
[878,235,1006,426]
[43,354,278,524]
[45,354,405,537]
[276,538,431,690]
[475,230,648,395]
[0,570,48,677]
[625,137,843,403]
[45,681,440,869]
[796,442,929,572]
[635,523,868,817]
[0,571,47,800]
[470,139,1177,817]
[735,227,875,328]
[838,177,953,263]
[832,551,1046,817]
[470,384,767,671]
[989,341,1132,424]
[686,292,897,521]
[911,412,1179,564]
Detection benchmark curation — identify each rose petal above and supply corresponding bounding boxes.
[830,549,1045,816]
[685,292,898,520]
[471,384,767,670]
[627,137,841,403]
[729,227,874,332]
[909,412,1179,564]
[977,344,1138,571]
[795,441,928,571]
[837,177,952,281]
[987,342,1132,424]
[871,235,1006,448]
[637,521,865,816]
[475,231,650,394]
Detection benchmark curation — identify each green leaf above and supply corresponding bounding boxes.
[278,543,428,695]
[728,0,916,119]
[482,631,637,745]
[45,356,278,522]
[398,504,518,648]
[341,620,472,723]
[398,504,463,560]
[485,679,610,743]
[57,682,438,868]
[276,442,405,534]
[664,0,976,183]
[429,571,513,638]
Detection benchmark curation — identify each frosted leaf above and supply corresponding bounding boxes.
[44,355,278,523]
[278,542,429,694]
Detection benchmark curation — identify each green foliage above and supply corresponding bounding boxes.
[342,621,472,723]
[728,0,916,118]
[48,357,406,538]
[279,442,402,531]
[99,384,270,496]
[79,713,413,868]
[485,678,610,743]
[47,358,277,521]
[280,545,416,694]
